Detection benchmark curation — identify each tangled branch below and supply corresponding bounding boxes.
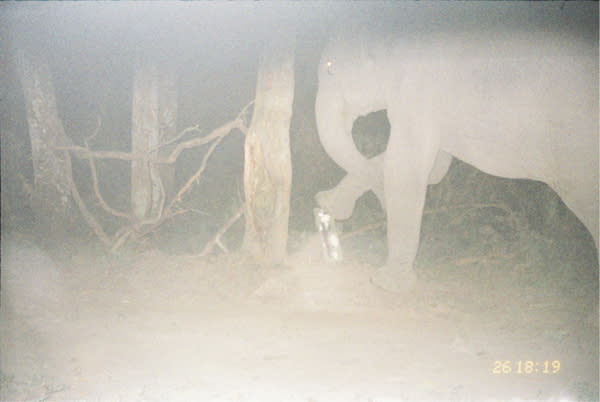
[59,100,254,253]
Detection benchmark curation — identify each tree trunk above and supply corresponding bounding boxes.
[131,59,178,220]
[157,65,178,204]
[15,48,73,238]
[243,38,295,265]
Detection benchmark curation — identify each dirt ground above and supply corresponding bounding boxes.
[1,210,598,402]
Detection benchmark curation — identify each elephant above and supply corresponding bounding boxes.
[314,4,599,292]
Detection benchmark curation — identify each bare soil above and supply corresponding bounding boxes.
[1,220,597,402]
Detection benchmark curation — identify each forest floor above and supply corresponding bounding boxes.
[2,210,598,402]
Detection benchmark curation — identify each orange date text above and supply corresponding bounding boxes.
[492,360,561,374]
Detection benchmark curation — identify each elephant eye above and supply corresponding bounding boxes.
[326,60,333,75]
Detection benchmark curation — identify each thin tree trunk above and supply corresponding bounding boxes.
[243,38,295,265]
[131,60,159,220]
[157,65,178,204]
[131,59,177,220]
[15,48,73,237]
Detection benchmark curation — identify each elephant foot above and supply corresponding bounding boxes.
[371,266,417,293]
[316,188,354,221]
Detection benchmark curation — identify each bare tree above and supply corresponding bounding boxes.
[130,57,178,220]
[57,103,251,253]
[243,37,295,265]
[14,47,74,238]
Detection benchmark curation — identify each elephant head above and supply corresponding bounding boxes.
[314,33,452,221]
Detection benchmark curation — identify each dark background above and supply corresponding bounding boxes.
[0,3,372,253]
[0,2,596,260]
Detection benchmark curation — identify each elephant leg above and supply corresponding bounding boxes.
[367,154,386,208]
[371,107,439,292]
[316,154,385,220]
[317,149,447,223]
[428,150,452,185]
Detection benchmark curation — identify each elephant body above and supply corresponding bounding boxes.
[314,3,598,292]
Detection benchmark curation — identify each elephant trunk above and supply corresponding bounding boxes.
[315,90,371,179]
[314,89,386,213]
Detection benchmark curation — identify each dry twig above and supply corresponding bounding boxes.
[62,150,112,246]
[341,202,514,241]
[84,118,132,220]
[58,100,254,252]
[341,219,385,240]
[197,204,245,257]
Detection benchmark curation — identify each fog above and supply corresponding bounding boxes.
[1,3,598,401]
[1,3,313,143]
[2,2,596,248]
[1,2,336,130]
[0,2,401,247]
[1,2,338,245]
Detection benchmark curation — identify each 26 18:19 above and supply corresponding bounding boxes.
[492,360,561,374]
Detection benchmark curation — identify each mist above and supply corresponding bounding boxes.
[1,2,598,401]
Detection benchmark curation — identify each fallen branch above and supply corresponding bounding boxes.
[52,129,221,164]
[110,226,136,254]
[58,100,253,253]
[107,134,228,250]
[159,100,254,221]
[63,150,112,246]
[341,219,385,240]
[165,130,226,211]
[83,116,132,220]
[54,100,254,165]
[87,154,132,220]
[53,146,147,162]
[341,202,514,240]
[155,124,203,149]
[160,117,243,165]
[436,251,518,266]
[423,202,513,218]
[197,204,245,257]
